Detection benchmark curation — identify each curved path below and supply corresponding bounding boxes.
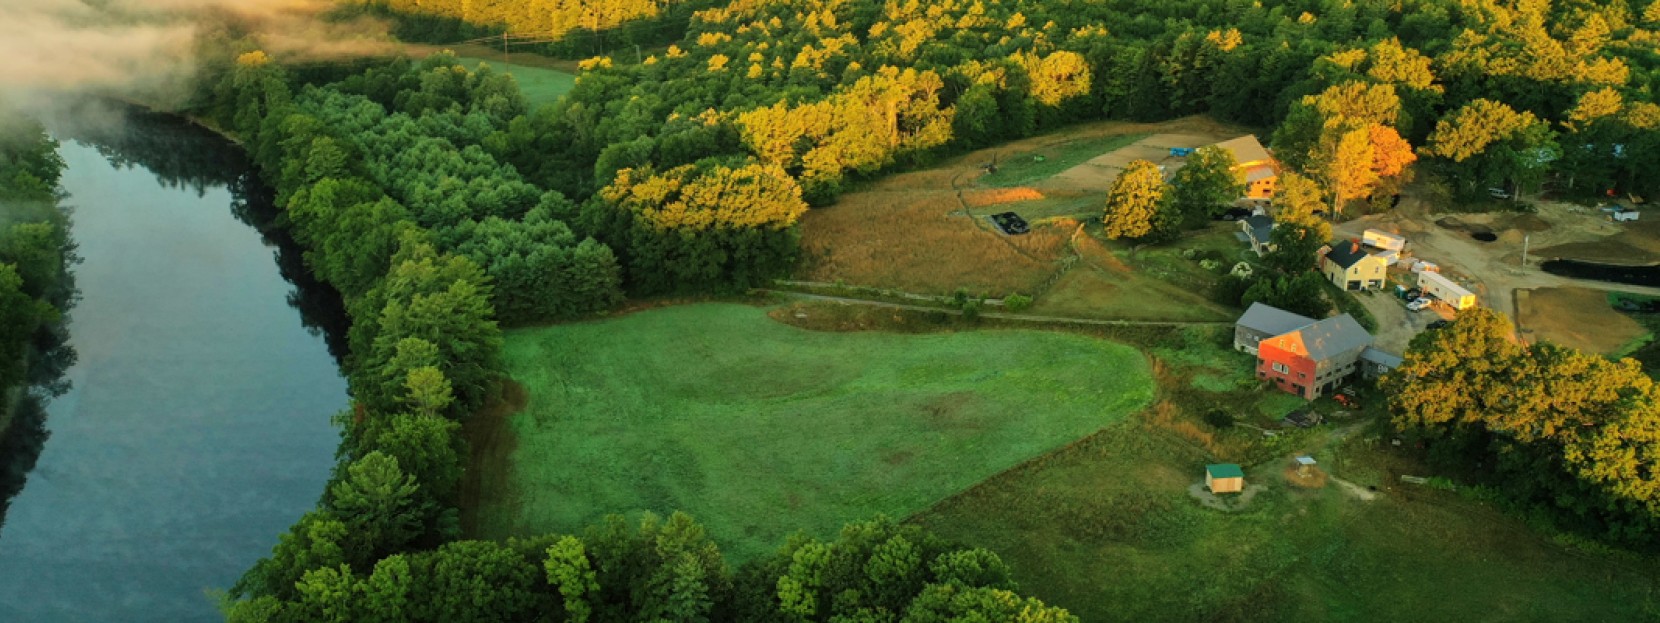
[762,290,1231,327]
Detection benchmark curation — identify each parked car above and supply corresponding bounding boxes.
[1488,187,1512,199]
[1216,207,1253,221]
[1426,319,1450,330]
[1407,297,1433,312]
[1402,287,1422,300]
[990,212,1030,235]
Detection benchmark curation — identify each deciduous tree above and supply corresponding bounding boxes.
[1168,145,1243,228]
[1102,160,1171,240]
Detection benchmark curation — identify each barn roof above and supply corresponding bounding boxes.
[1213,135,1273,167]
[1236,302,1314,337]
[1266,314,1372,362]
[1207,463,1245,478]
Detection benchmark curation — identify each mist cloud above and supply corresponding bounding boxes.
[2,0,394,110]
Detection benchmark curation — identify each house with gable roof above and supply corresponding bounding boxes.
[1239,214,1276,256]
[1235,304,1400,399]
[1211,135,1279,199]
[1320,238,1388,291]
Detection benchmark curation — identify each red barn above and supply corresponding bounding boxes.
[1255,314,1374,399]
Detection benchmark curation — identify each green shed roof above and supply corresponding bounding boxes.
[1206,463,1244,478]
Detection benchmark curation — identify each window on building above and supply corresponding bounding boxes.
[1298,372,1307,380]
[1273,362,1289,374]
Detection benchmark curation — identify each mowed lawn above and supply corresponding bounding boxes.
[456,56,576,107]
[479,303,1154,560]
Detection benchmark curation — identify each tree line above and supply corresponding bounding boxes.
[375,0,1658,208]
[230,513,1074,622]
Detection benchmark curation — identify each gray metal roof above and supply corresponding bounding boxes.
[1236,302,1314,336]
[1360,347,1404,368]
[1243,215,1274,241]
[1296,314,1373,361]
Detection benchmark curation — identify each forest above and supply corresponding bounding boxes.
[192,0,1660,618]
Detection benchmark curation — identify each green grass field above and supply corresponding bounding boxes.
[912,332,1660,621]
[980,133,1149,187]
[457,56,577,107]
[480,303,1155,559]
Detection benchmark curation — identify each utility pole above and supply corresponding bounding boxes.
[1521,234,1530,268]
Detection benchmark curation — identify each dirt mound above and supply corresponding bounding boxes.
[962,187,1044,208]
[1497,229,1527,244]
[1436,216,1474,231]
[1510,213,1553,232]
[1285,465,1328,489]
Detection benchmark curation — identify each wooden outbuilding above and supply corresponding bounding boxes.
[1294,455,1317,476]
[1206,463,1245,494]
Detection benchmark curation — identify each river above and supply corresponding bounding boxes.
[0,103,348,621]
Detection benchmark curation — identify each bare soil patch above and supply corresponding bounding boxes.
[459,379,528,536]
[961,187,1045,208]
[1517,287,1645,354]
[1285,465,1329,489]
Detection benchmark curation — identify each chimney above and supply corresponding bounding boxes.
[1350,239,1360,254]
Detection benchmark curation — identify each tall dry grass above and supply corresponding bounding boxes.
[798,187,1069,295]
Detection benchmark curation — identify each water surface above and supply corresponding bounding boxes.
[0,106,347,621]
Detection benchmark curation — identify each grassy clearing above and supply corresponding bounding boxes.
[912,322,1660,622]
[1025,229,1235,322]
[980,133,1149,188]
[480,303,1155,560]
[455,56,577,106]
[1517,286,1644,354]
[1608,292,1660,377]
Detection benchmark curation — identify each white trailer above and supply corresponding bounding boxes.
[1363,229,1406,251]
[1417,271,1477,310]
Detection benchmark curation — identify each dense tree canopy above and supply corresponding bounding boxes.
[1384,309,1660,541]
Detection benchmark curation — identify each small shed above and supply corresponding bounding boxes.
[1206,463,1245,494]
[1294,455,1317,476]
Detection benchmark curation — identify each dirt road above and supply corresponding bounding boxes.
[1333,198,1660,345]
[761,290,1231,328]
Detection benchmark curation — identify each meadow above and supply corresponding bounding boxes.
[477,303,1156,560]
[908,317,1660,622]
[455,55,577,106]
[979,133,1149,188]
